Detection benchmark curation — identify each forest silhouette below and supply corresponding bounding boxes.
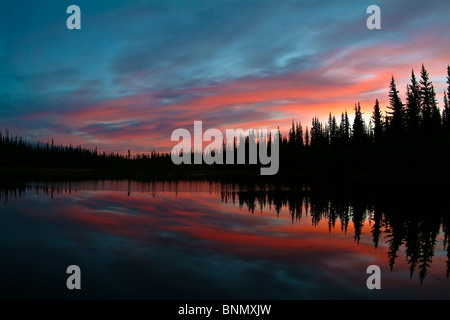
[1,64,450,182]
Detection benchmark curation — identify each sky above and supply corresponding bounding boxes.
[1,0,449,153]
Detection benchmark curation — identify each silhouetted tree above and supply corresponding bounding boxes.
[420,64,440,134]
[296,122,304,147]
[327,113,338,145]
[372,99,383,144]
[310,117,325,147]
[289,120,296,147]
[387,76,405,136]
[352,103,366,144]
[406,70,421,133]
[339,111,351,145]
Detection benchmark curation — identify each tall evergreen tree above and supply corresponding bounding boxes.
[296,122,304,147]
[328,113,338,145]
[420,64,440,133]
[443,92,450,134]
[345,110,350,141]
[339,111,350,145]
[289,119,296,146]
[310,117,324,147]
[352,103,366,143]
[372,99,383,144]
[406,70,421,133]
[387,76,405,135]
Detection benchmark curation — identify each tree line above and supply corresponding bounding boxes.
[1,64,450,181]
[276,64,450,180]
[284,64,450,149]
[0,129,172,171]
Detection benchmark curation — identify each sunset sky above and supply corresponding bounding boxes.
[1,0,449,153]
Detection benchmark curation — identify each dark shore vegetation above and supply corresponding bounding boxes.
[1,64,450,186]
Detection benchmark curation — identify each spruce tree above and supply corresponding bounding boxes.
[352,103,366,143]
[289,120,296,146]
[339,111,350,145]
[345,110,350,141]
[406,70,421,133]
[311,117,323,147]
[420,64,440,134]
[387,76,405,136]
[327,113,338,146]
[296,122,304,147]
[372,99,383,144]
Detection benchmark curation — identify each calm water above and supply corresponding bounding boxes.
[0,180,449,299]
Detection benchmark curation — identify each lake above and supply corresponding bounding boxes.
[1,180,449,299]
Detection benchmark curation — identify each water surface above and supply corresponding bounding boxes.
[1,180,449,299]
